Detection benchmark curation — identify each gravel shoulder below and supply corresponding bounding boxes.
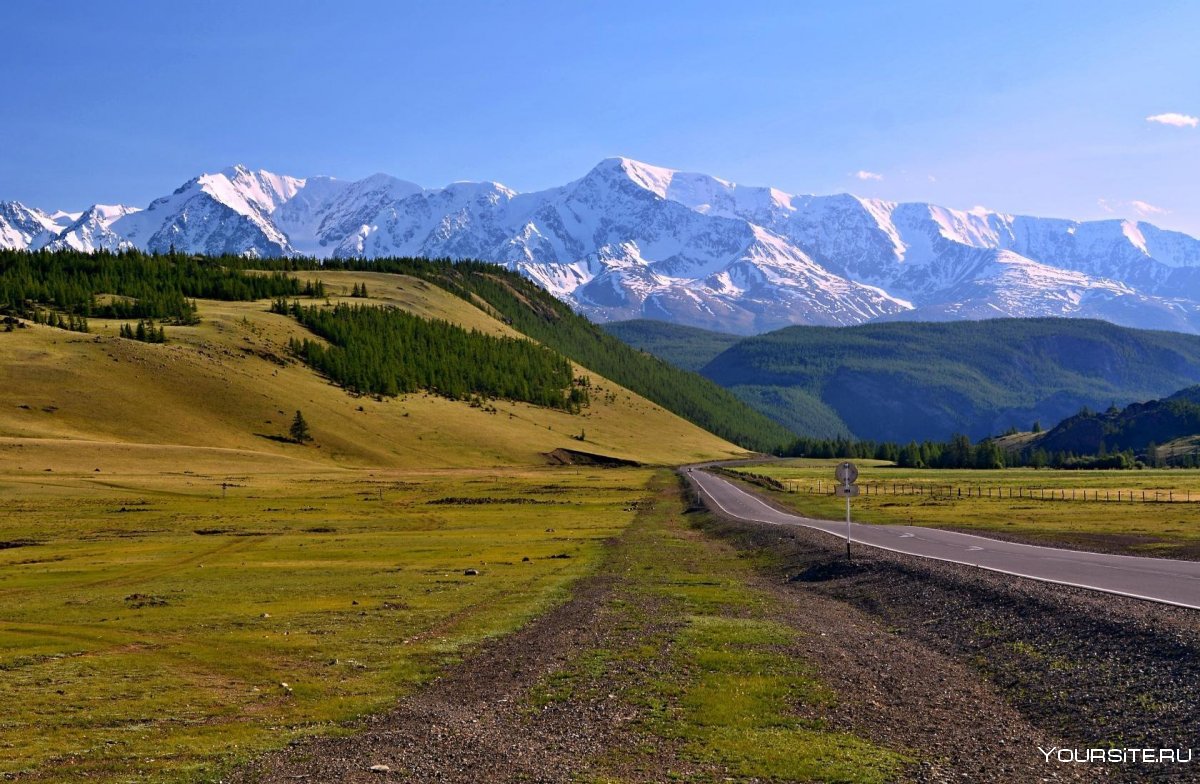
[688,473,1200,783]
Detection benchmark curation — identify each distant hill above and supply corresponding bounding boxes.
[609,317,1200,443]
[1034,386,1200,461]
[0,250,778,465]
[603,320,741,372]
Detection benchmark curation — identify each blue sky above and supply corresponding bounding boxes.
[3,1,1198,233]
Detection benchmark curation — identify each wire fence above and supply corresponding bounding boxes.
[745,473,1200,504]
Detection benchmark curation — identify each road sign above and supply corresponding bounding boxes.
[834,461,859,561]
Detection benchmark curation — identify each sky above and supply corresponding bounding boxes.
[2,1,1198,234]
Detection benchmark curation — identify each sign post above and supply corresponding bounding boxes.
[834,461,859,560]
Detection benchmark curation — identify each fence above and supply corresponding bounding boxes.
[776,478,1199,504]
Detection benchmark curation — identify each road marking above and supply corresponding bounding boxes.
[687,469,1200,612]
[967,546,984,551]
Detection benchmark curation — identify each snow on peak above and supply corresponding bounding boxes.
[7,157,1200,334]
[198,166,305,218]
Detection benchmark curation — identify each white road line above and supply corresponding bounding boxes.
[688,470,1200,612]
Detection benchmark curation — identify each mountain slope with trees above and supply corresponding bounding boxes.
[603,319,742,372]
[1033,386,1200,466]
[310,258,796,452]
[0,251,750,466]
[610,317,1200,443]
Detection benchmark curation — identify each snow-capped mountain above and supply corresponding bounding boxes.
[47,204,141,252]
[0,202,76,250]
[7,157,1200,334]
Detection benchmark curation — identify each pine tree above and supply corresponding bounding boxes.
[289,410,312,443]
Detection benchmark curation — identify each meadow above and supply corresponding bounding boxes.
[0,459,654,782]
[0,266,752,781]
[729,459,1200,557]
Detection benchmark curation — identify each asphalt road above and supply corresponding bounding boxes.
[688,468,1200,610]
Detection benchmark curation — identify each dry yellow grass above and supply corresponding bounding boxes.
[0,271,744,472]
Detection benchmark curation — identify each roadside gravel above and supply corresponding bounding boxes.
[689,476,1200,783]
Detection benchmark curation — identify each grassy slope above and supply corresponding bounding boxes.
[413,263,796,452]
[731,459,1200,558]
[701,317,1200,442]
[0,270,745,471]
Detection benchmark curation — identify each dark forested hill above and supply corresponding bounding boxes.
[621,317,1200,443]
[1034,386,1200,463]
[603,320,741,372]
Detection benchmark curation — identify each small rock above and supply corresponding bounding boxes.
[370,764,390,773]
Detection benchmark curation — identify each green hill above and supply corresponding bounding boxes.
[1034,386,1200,463]
[621,317,1200,443]
[603,319,741,372]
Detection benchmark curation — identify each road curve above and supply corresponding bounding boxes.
[687,468,1200,611]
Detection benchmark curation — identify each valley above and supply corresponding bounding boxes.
[3,257,1200,782]
[10,6,1200,781]
[0,264,748,781]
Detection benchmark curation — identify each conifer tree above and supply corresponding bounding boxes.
[289,410,312,443]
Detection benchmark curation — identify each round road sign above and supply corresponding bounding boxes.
[835,461,859,484]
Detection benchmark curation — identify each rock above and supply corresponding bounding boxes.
[370,764,390,773]
[464,568,480,576]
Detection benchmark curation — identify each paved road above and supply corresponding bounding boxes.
[688,468,1200,610]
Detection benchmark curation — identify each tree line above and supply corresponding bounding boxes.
[279,299,587,411]
[0,248,319,323]
[119,320,167,343]
[783,433,1141,470]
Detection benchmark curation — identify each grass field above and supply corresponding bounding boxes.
[729,459,1200,557]
[0,270,751,781]
[0,461,655,782]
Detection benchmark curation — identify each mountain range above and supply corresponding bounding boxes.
[6,158,1200,334]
